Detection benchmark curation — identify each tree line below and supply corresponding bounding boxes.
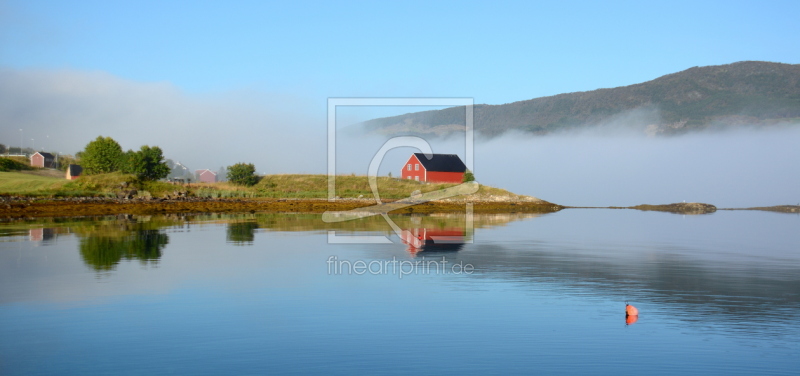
[78,136,258,185]
[79,136,170,181]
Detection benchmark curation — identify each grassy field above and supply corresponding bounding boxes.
[193,174,537,201]
[0,172,69,195]
[0,172,539,202]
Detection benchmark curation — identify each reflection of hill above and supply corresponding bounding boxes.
[0,212,541,238]
[457,244,800,335]
[185,212,540,233]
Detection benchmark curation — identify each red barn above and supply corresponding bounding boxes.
[401,153,466,183]
[30,152,55,168]
[195,169,217,183]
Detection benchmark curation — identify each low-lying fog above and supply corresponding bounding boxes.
[335,125,800,208]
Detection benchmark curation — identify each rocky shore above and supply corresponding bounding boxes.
[0,196,564,219]
[725,205,800,213]
[629,202,718,214]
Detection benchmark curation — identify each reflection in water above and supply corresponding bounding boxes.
[401,227,466,256]
[70,217,176,271]
[456,243,800,336]
[1,210,800,376]
[2,211,798,336]
[79,230,168,271]
[226,221,259,245]
[29,228,56,243]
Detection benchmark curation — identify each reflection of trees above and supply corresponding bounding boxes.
[227,222,259,245]
[79,230,168,271]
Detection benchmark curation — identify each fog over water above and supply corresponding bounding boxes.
[335,124,800,208]
[2,68,798,208]
[473,127,800,208]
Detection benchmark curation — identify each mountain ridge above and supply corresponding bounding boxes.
[358,61,800,136]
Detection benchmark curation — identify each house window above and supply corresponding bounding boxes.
[407,164,411,171]
[407,176,411,179]
[415,164,419,171]
[415,176,419,181]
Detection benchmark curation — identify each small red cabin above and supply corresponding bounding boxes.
[195,169,217,183]
[31,152,55,168]
[401,153,466,183]
[66,164,82,180]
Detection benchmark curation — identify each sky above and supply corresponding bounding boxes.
[1,0,799,206]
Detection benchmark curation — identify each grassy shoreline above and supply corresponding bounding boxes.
[0,171,562,219]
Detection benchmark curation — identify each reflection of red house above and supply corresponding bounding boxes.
[401,227,465,256]
[29,228,55,242]
[401,153,466,183]
[31,152,55,168]
[195,169,217,183]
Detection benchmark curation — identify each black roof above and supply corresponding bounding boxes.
[36,152,55,159]
[413,153,467,173]
[68,164,83,176]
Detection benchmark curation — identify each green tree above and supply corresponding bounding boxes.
[81,136,124,174]
[227,163,259,186]
[462,169,475,182]
[121,145,170,181]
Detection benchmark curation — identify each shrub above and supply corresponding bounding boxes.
[0,157,33,172]
[226,163,259,186]
[462,169,475,182]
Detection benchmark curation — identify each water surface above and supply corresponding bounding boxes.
[1,210,798,375]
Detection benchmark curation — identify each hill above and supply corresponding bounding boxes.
[358,61,800,136]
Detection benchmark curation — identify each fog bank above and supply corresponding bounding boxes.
[0,68,325,174]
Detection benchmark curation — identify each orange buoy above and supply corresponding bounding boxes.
[626,315,639,325]
[626,303,639,316]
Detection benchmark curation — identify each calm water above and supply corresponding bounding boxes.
[1,210,799,375]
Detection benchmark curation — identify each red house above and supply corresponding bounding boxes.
[66,164,82,180]
[401,153,466,183]
[30,152,55,168]
[195,169,217,183]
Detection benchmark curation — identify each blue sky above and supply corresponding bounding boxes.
[3,0,799,104]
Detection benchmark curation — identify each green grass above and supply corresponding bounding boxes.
[193,174,454,199]
[193,174,534,201]
[60,172,178,197]
[0,172,536,201]
[0,171,179,198]
[0,172,68,195]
